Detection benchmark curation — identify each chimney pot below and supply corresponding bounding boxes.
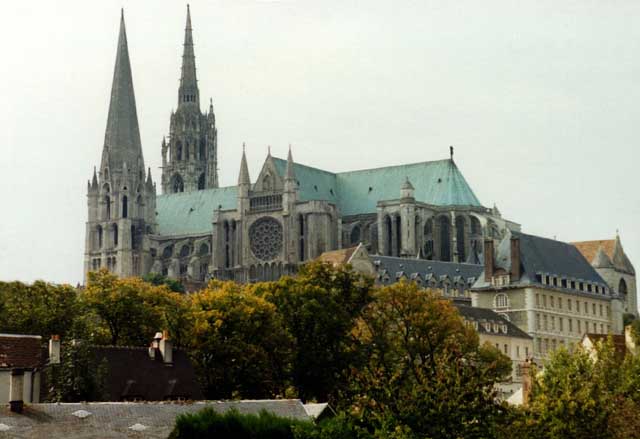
[49,335,61,365]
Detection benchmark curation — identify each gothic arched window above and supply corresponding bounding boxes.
[384,215,392,256]
[423,218,434,260]
[105,195,111,220]
[112,223,118,247]
[455,216,466,262]
[176,141,183,161]
[298,214,306,261]
[171,174,184,193]
[185,142,190,161]
[619,278,628,296]
[439,216,451,262]
[198,173,205,190]
[122,195,128,218]
[96,225,103,249]
[199,140,206,160]
[263,174,273,191]
[351,224,361,245]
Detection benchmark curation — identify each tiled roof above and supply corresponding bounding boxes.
[89,345,203,401]
[0,400,312,439]
[155,186,236,236]
[0,334,42,369]
[572,239,615,264]
[317,246,358,266]
[156,157,482,235]
[372,256,483,286]
[454,305,532,340]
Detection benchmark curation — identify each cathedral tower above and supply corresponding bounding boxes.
[161,5,218,194]
[84,11,156,281]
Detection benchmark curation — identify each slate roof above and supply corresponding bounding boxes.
[155,157,481,236]
[474,231,610,296]
[89,346,203,401]
[0,334,42,369]
[454,305,532,340]
[155,186,236,236]
[372,255,483,287]
[0,400,311,439]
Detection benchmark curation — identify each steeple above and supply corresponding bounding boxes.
[238,144,251,186]
[285,146,296,183]
[101,9,144,176]
[178,4,199,108]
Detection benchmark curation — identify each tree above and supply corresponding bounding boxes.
[188,280,294,399]
[0,280,78,338]
[44,340,108,402]
[345,281,511,438]
[257,261,374,402]
[143,272,186,294]
[82,269,188,346]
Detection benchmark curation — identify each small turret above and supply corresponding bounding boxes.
[400,177,414,200]
[284,145,296,192]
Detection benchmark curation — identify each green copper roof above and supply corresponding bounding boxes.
[156,158,481,235]
[336,159,481,215]
[156,186,237,236]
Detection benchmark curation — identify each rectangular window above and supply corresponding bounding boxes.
[552,339,557,351]
[568,299,572,311]
[558,298,562,309]
[537,339,542,354]
[600,324,604,334]
[545,339,549,353]
[550,296,555,308]
[584,302,588,314]
[593,303,596,315]
[525,346,529,357]
[517,346,520,358]
[551,316,555,330]
[504,344,508,354]
[599,304,603,317]
[543,315,548,331]
[536,294,540,307]
[578,320,582,333]
[536,313,541,330]
[559,318,563,332]
[569,319,573,332]
[543,295,547,307]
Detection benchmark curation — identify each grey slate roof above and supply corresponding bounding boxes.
[474,231,610,296]
[455,305,532,340]
[372,255,483,287]
[0,400,311,439]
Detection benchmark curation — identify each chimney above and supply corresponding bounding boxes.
[159,330,173,365]
[9,368,24,413]
[510,236,521,282]
[483,239,494,282]
[49,335,61,364]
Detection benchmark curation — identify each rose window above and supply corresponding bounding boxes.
[249,217,283,261]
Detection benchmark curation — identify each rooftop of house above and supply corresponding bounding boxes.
[0,334,42,369]
[572,235,635,275]
[0,400,313,439]
[474,231,611,297]
[455,305,532,340]
[372,255,483,287]
[88,345,204,401]
[317,245,359,266]
[155,157,482,236]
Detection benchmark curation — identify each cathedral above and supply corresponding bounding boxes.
[84,8,636,325]
[84,7,517,287]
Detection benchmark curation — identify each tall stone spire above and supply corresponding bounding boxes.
[285,146,296,183]
[101,9,144,175]
[238,144,251,186]
[178,4,199,108]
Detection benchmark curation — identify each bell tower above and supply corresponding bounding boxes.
[162,5,218,194]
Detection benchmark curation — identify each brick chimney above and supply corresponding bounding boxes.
[49,335,61,365]
[159,330,173,365]
[483,239,495,282]
[510,236,521,282]
[9,368,24,413]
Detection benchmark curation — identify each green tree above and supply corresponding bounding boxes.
[0,280,78,338]
[258,261,374,402]
[189,281,294,399]
[143,272,186,294]
[345,281,511,438]
[44,340,108,402]
[82,269,188,346]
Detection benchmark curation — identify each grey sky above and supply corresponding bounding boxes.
[1,0,639,285]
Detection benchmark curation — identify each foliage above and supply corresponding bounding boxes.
[0,280,79,338]
[44,340,108,402]
[169,408,313,439]
[143,272,186,294]
[82,269,188,346]
[344,281,511,438]
[257,261,374,402]
[188,280,294,399]
[293,413,373,439]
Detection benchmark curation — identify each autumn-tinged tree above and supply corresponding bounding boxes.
[346,281,511,438]
[188,280,294,399]
[0,280,78,338]
[257,261,374,402]
[82,269,188,346]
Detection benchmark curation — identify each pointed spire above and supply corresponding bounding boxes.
[178,4,199,107]
[101,10,144,176]
[238,143,251,186]
[91,167,99,190]
[285,145,296,181]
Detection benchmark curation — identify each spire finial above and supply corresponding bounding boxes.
[178,3,198,107]
[450,145,454,160]
[268,145,271,156]
[242,142,246,152]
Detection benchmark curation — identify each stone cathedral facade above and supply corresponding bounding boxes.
[83,7,520,286]
[85,7,636,319]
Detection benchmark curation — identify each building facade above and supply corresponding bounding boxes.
[84,8,518,285]
[471,231,625,361]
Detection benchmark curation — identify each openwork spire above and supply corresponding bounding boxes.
[178,4,199,107]
[101,10,144,174]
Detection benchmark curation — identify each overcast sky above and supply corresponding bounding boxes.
[1,0,639,285]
